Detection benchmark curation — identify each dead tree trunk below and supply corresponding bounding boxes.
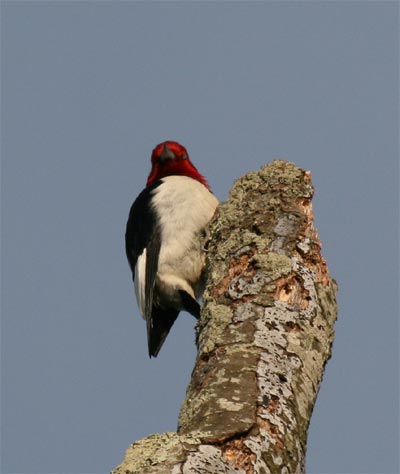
[113,160,338,474]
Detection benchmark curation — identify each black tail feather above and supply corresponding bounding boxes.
[147,292,200,357]
[147,307,179,358]
[179,290,201,319]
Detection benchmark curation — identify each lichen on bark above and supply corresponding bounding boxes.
[113,160,337,474]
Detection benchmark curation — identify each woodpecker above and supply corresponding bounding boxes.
[125,141,219,357]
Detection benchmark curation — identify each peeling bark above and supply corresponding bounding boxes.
[113,161,338,474]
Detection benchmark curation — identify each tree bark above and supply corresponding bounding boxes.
[113,160,338,474]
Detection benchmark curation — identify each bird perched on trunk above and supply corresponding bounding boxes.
[125,141,219,357]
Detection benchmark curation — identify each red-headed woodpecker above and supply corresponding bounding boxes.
[125,141,218,357]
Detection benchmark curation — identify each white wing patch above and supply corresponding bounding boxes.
[134,248,147,319]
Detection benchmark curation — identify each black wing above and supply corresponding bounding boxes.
[125,181,179,357]
[125,181,162,279]
[125,181,161,331]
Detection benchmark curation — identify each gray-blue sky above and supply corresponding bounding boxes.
[1,1,398,473]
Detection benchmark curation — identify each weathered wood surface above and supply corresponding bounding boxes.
[113,160,337,474]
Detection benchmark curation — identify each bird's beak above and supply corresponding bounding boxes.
[159,144,176,163]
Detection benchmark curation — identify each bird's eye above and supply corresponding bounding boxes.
[182,154,188,160]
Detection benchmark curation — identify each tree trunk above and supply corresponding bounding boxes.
[113,160,338,474]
